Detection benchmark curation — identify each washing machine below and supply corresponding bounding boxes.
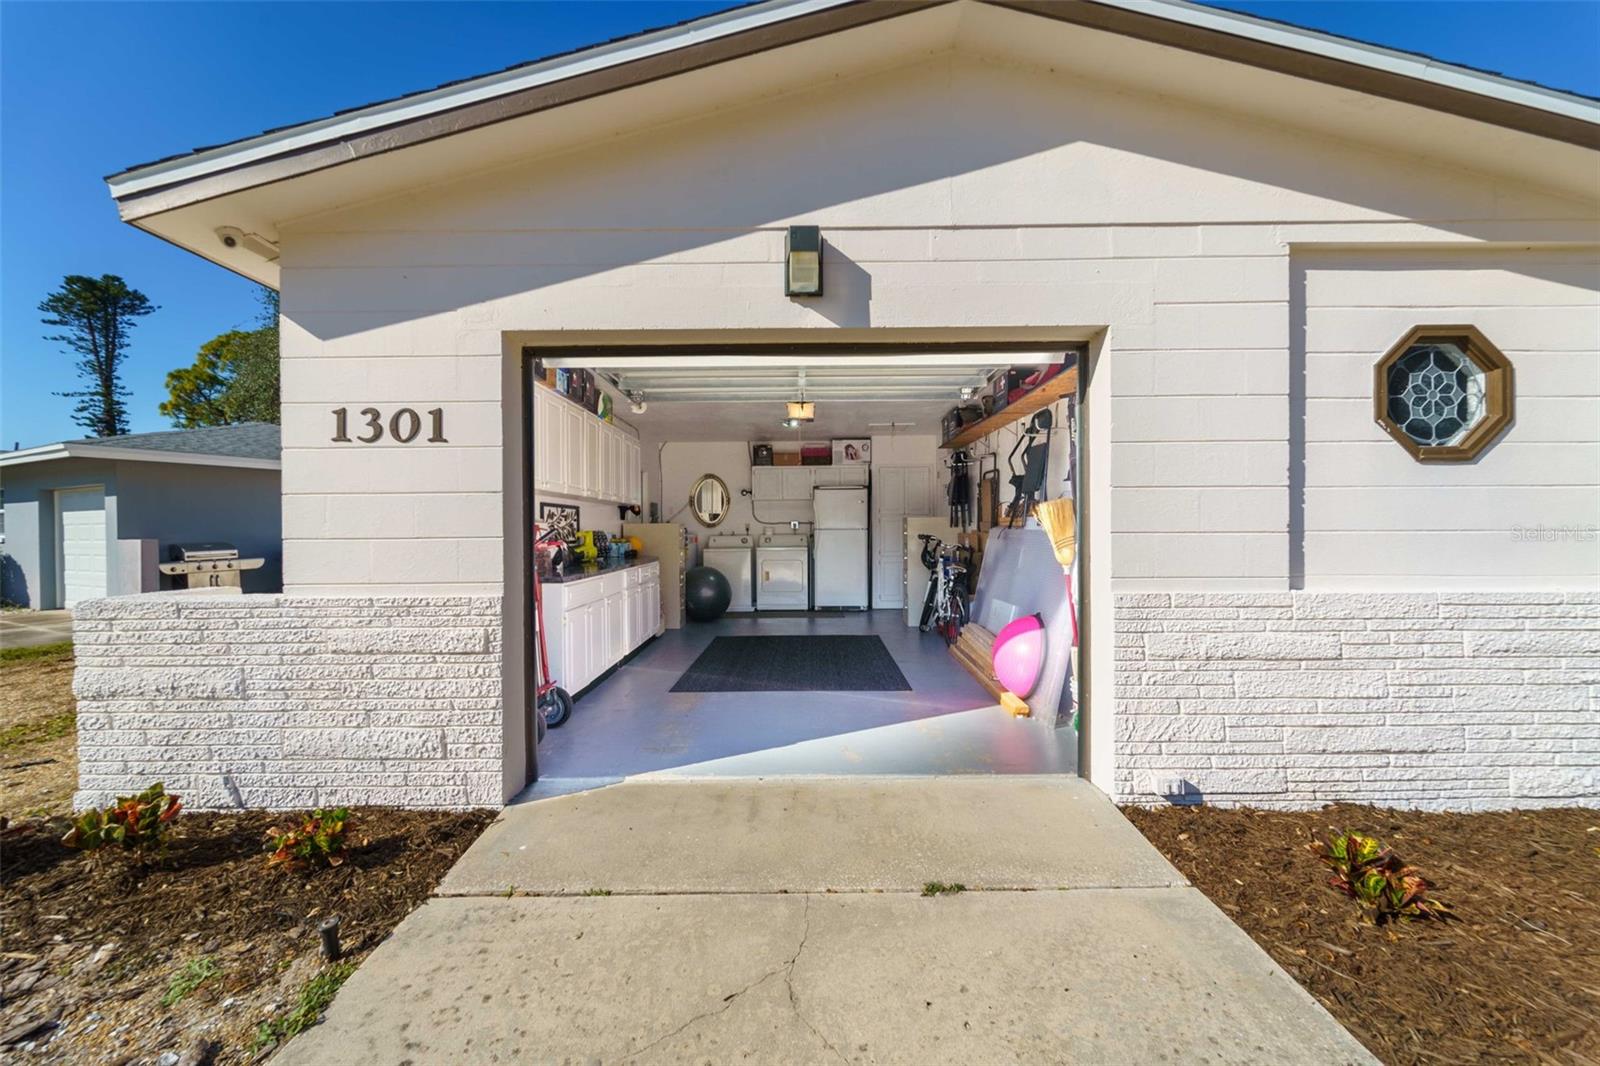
[755,534,810,610]
[703,533,755,612]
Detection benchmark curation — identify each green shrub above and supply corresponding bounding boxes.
[62,783,182,855]
[1308,830,1452,924]
[267,808,351,871]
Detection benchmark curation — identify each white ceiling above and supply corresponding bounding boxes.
[553,349,1062,443]
[621,397,949,444]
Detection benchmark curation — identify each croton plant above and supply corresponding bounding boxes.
[1308,830,1452,924]
[62,783,182,855]
[266,807,352,870]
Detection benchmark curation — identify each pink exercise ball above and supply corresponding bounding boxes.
[992,614,1046,698]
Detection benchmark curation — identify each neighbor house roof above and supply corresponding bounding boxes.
[0,423,281,472]
[105,0,1600,211]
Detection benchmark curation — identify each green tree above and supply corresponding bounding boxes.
[161,288,280,427]
[40,275,156,437]
[161,331,252,427]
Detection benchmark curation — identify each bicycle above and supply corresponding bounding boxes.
[917,534,972,645]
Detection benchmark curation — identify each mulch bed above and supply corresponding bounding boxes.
[1,808,493,1063]
[1124,804,1600,1065]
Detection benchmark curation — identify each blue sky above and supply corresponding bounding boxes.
[3,1,1596,449]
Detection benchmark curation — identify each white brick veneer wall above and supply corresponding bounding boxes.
[1115,592,1600,810]
[73,594,503,810]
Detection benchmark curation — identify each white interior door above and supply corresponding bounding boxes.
[871,466,933,609]
[58,486,108,607]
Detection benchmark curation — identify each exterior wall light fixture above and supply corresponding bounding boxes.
[785,225,822,296]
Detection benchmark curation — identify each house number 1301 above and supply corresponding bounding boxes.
[331,407,448,444]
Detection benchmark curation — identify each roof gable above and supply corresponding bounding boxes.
[108,0,1600,288]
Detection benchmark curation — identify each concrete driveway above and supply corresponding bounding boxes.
[0,610,72,649]
[278,777,1375,1065]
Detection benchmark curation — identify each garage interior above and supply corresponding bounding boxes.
[524,344,1084,791]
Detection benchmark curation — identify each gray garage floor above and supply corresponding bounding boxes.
[277,777,1376,1066]
[533,610,1076,790]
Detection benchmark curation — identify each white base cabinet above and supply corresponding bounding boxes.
[533,384,642,506]
[540,561,661,694]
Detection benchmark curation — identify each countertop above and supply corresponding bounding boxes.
[538,554,659,585]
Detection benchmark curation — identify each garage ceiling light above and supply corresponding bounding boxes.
[785,400,815,422]
[785,225,822,297]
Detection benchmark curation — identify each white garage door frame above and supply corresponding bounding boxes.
[511,335,1105,795]
[55,484,109,609]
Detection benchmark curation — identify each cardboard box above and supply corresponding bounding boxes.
[772,450,802,466]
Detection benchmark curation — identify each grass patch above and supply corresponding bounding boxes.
[250,960,357,1052]
[0,640,73,664]
[0,710,76,753]
[162,956,221,1007]
[582,888,612,896]
[922,881,966,897]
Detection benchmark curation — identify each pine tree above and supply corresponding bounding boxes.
[40,275,156,437]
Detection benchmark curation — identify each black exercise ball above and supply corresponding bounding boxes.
[685,565,732,622]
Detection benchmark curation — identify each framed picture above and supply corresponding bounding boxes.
[832,438,870,465]
[539,502,581,544]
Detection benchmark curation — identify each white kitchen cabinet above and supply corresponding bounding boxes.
[751,466,783,501]
[582,418,602,499]
[752,463,867,500]
[534,386,640,505]
[781,467,814,500]
[626,438,642,507]
[644,577,661,635]
[611,428,628,503]
[561,403,585,495]
[540,561,662,696]
[599,428,617,502]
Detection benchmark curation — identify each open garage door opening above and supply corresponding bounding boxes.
[519,343,1086,794]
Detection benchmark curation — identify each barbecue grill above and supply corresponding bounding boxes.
[157,542,265,592]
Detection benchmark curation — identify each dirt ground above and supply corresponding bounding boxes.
[1,808,493,1062]
[0,643,78,818]
[1125,804,1600,1066]
[0,643,496,1062]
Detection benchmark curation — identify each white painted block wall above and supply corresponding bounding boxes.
[1114,592,1600,809]
[73,595,503,809]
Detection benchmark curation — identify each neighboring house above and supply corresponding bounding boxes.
[78,0,1598,812]
[0,423,282,608]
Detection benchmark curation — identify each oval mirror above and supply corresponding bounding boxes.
[689,474,731,527]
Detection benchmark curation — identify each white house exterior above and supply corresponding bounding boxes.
[81,0,1599,811]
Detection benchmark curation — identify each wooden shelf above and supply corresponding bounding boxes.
[940,367,1079,450]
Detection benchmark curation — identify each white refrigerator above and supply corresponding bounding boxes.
[813,486,869,609]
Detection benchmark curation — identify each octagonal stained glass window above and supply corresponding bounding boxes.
[1374,326,1513,462]
[1386,342,1485,446]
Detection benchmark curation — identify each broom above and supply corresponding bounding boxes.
[1032,497,1078,647]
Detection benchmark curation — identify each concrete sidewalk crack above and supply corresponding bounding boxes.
[784,896,848,1065]
[626,967,785,1061]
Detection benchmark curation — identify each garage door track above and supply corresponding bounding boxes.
[277,777,1375,1065]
